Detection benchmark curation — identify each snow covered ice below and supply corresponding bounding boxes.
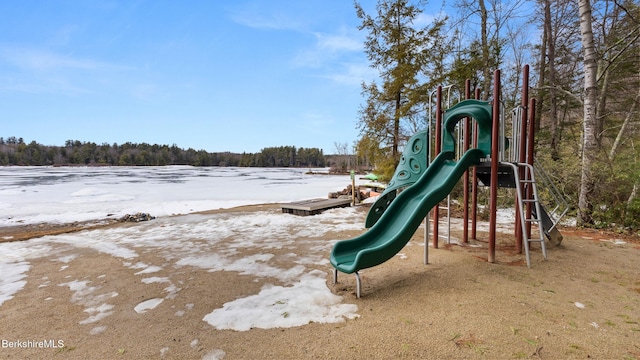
[0,166,352,226]
[0,166,362,335]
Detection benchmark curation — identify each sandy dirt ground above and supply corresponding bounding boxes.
[0,204,639,359]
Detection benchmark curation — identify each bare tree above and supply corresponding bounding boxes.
[577,0,599,225]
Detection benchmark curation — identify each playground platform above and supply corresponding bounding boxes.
[281,198,351,216]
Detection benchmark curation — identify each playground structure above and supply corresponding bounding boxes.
[330,66,569,298]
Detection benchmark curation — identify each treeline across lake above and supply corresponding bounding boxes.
[0,137,330,168]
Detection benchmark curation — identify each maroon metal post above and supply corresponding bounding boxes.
[433,85,443,249]
[463,80,471,243]
[488,70,501,263]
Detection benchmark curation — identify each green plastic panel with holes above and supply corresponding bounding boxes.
[364,129,429,228]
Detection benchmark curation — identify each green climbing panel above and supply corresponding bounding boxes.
[365,130,428,228]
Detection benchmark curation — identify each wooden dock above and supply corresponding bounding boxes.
[281,198,352,216]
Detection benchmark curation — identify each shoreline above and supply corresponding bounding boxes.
[0,203,287,243]
[2,201,638,246]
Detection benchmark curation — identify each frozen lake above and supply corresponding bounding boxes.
[0,166,352,227]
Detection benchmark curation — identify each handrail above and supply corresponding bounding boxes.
[510,106,524,162]
[533,160,570,230]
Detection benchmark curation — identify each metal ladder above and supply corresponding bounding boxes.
[505,162,547,268]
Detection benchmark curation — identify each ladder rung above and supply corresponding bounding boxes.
[522,199,538,203]
[520,180,535,183]
[525,218,540,222]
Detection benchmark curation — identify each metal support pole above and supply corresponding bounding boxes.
[463,79,471,243]
[424,89,435,264]
[471,87,481,240]
[424,215,429,264]
[517,65,530,252]
[489,70,501,263]
[432,86,442,249]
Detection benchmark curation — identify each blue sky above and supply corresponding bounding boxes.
[0,0,398,154]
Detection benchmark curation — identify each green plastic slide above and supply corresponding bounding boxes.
[330,148,485,274]
[330,99,492,275]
